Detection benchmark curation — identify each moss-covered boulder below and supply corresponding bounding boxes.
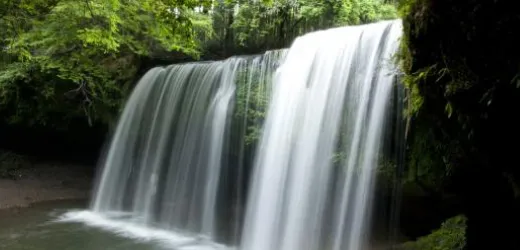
[398,215,466,250]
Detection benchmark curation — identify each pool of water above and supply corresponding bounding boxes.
[0,200,395,250]
[0,200,183,250]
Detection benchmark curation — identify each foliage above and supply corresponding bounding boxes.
[399,0,520,246]
[0,0,397,128]
[0,0,212,126]
[227,0,397,52]
[399,0,520,178]
[398,215,467,250]
[233,52,282,145]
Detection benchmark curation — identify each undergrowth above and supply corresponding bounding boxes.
[397,215,467,250]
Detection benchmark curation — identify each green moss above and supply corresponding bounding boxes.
[398,215,467,250]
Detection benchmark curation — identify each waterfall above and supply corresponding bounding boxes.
[240,20,402,250]
[61,20,403,250]
[88,50,285,247]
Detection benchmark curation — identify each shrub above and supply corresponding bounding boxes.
[398,215,466,250]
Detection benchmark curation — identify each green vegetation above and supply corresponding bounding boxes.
[0,0,215,127]
[1,0,518,249]
[398,0,520,248]
[233,64,274,145]
[398,215,466,250]
[227,0,397,51]
[0,0,396,128]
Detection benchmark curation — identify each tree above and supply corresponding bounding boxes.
[0,0,212,126]
[0,0,397,127]
[209,0,397,55]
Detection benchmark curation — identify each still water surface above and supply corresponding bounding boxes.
[0,200,168,250]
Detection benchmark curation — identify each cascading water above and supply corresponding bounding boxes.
[61,50,285,248]
[240,20,402,250]
[60,20,403,250]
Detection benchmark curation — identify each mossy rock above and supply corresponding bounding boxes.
[397,215,466,250]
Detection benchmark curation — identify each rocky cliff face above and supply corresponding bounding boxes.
[401,0,520,249]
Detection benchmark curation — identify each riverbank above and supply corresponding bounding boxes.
[0,163,94,209]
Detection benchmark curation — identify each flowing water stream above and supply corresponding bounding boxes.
[4,20,403,250]
[240,20,402,250]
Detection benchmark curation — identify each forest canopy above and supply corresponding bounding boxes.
[0,0,396,128]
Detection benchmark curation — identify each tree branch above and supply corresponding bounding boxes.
[84,0,96,18]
